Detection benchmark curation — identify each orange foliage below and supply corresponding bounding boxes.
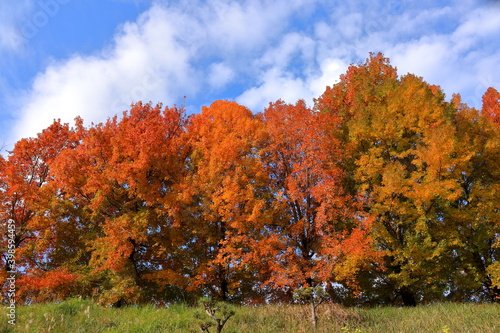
[1,53,499,306]
[18,268,79,303]
[254,100,376,298]
[482,87,500,125]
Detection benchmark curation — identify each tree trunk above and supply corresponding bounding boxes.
[220,272,228,302]
[484,275,500,302]
[400,287,417,306]
[311,300,317,330]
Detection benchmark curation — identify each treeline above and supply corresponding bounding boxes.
[1,53,499,307]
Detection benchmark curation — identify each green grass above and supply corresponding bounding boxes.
[1,298,499,333]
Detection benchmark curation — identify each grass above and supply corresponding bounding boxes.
[1,298,499,333]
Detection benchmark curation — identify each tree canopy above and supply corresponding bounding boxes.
[1,53,499,306]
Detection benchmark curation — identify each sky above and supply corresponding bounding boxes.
[0,0,499,150]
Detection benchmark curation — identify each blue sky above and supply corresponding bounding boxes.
[0,0,499,150]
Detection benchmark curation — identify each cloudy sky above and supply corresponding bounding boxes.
[0,0,499,149]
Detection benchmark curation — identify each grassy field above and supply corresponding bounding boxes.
[1,298,499,333]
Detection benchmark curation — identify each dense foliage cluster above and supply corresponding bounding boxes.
[1,54,499,307]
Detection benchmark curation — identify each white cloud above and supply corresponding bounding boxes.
[387,6,500,106]
[208,63,234,90]
[13,4,195,140]
[389,36,450,80]
[258,32,316,72]
[235,0,499,114]
[310,58,347,97]
[336,13,363,40]
[6,0,500,144]
[9,0,317,141]
[235,30,346,112]
[453,7,500,39]
[237,68,310,111]
[0,24,21,52]
[237,57,347,112]
[0,0,34,52]
[0,0,74,54]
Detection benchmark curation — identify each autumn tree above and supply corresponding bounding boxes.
[177,100,270,302]
[2,54,498,307]
[0,120,81,303]
[48,102,189,306]
[253,100,375,303]
[481,88,500,299]
[441,92,500,302]
[316,53,463,306]
[482,87,500,125]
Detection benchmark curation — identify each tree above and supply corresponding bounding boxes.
[254,100,375,303]
[0,120,81,303]
[480,88,500,299]
[195,297,235,333]
[443,92,500,302]
[48,102,189,305]
[2,54,498,307]
[482,87,500,125]
[177,100,269,302]
[316,53,462,306]
[293,286,328,330]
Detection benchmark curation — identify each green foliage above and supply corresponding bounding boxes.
[315,53,500,305]
[293,286,329,330]
[293,286,328,304]
[195,297,235,333]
